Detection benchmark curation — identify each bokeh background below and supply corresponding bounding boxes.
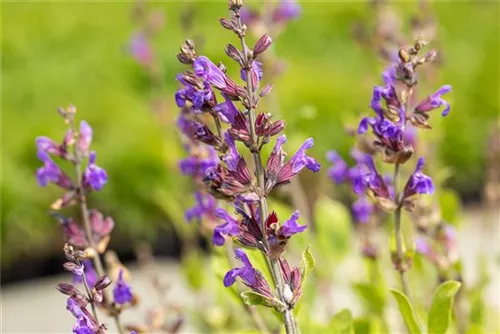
[2,0,499,285]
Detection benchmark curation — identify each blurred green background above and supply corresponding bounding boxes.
[2,1,499,275]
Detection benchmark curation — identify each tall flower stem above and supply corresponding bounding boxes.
[393,163,411,300]
[235,12,298,334]
[71,120,125,334]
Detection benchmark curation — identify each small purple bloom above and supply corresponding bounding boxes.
[355,155,392,200]
[179,146,218,178]
[352,196,373,224]
[280,210,307,237]
[73,316,96,334]
[113,269,133,305]
[213,208,240,246]
[326,151,349,184]
[73,260,97,288]
[193,56,227,89]
[66,297,85,318]
[240,61,263,90]
[78,121,93,156]
[129,32,152,66]
[224,249,273,297]
[83,151,108,191]
[415,85,452,116]
[289,138,321,173]
[185,191,217,223]
[36,151,72,189]
[402,157,434,199]
[36,136,66,157]
[272,0,302,23]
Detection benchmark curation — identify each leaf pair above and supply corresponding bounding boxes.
[391,280,462,334]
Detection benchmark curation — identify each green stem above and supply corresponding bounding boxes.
[235,11,298,334]
[393,163,411,301]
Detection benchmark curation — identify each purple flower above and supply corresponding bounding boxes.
[36,136,66,157]
[73,316,96,334]
[113,269,133,305]
[415,85,452,116]
[83,151,108,191]
[355,155,392,200]
[179,146,218,178]
[272,0,302,23]
[266,136,320,192]
[280,211,307,237]
[326,151,349,184]
[185,191,217,223]
[78,121,93,156]
[193,56,227,89]
[240,61,263,90]
[129,32,152,66]
[72,260,97,288]
[66,297,85,318]
[402,157,434,199]
[213,208,240,246]
[352,196,373,224]
[175,74,214,110]
[36,151,73,189]
[223,249,273,297]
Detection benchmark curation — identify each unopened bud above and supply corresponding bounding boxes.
[94,276,112,291]
[253,34,272,57]
[56,282,78,296]
[259,83,273,97]
[225,44,243,65]
[219,18,235,30]
[398,48,411,63]
[228,0,243,10]
[283,284,294,305]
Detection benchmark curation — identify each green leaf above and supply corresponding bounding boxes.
[241,291,287,312]
[428,280,462,334]
[330,309,354,334]
[302,245,315,279]
[352,283,385,315]
[390,289,422,334]
[181,249,205,291]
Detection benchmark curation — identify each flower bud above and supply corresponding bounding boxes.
[219,18,235,30]
[56,282,78,296]
[253,34,272,57]
[225,44,243,65]
[94,276,112,291]
[259,83,273,97]
[228,0,243,10]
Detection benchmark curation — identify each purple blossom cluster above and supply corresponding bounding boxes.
[327,40,452,294]
[175,0,317,330]
[35,106,133,334]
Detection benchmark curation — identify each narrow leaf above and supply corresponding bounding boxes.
[390,289,422,334]
[302,245,315,279]
[240,291,286,312]
[428,280,462,334]
[330,309,354,334]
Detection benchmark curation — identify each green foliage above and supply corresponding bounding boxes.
[427,280,462,334]
[330,309,354,334]
[301,245,315,280]
[241,291,287,312]
[353,283,386,316]
[390,289,423,334]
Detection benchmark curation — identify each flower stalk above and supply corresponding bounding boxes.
[235,10,298,334]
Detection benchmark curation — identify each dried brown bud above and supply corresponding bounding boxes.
[228,0,243,10]
[56,282,78,296]
[253,34,272,57]
[398,48,411,63]
[418,49,438,65]
[94,276,112,291]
